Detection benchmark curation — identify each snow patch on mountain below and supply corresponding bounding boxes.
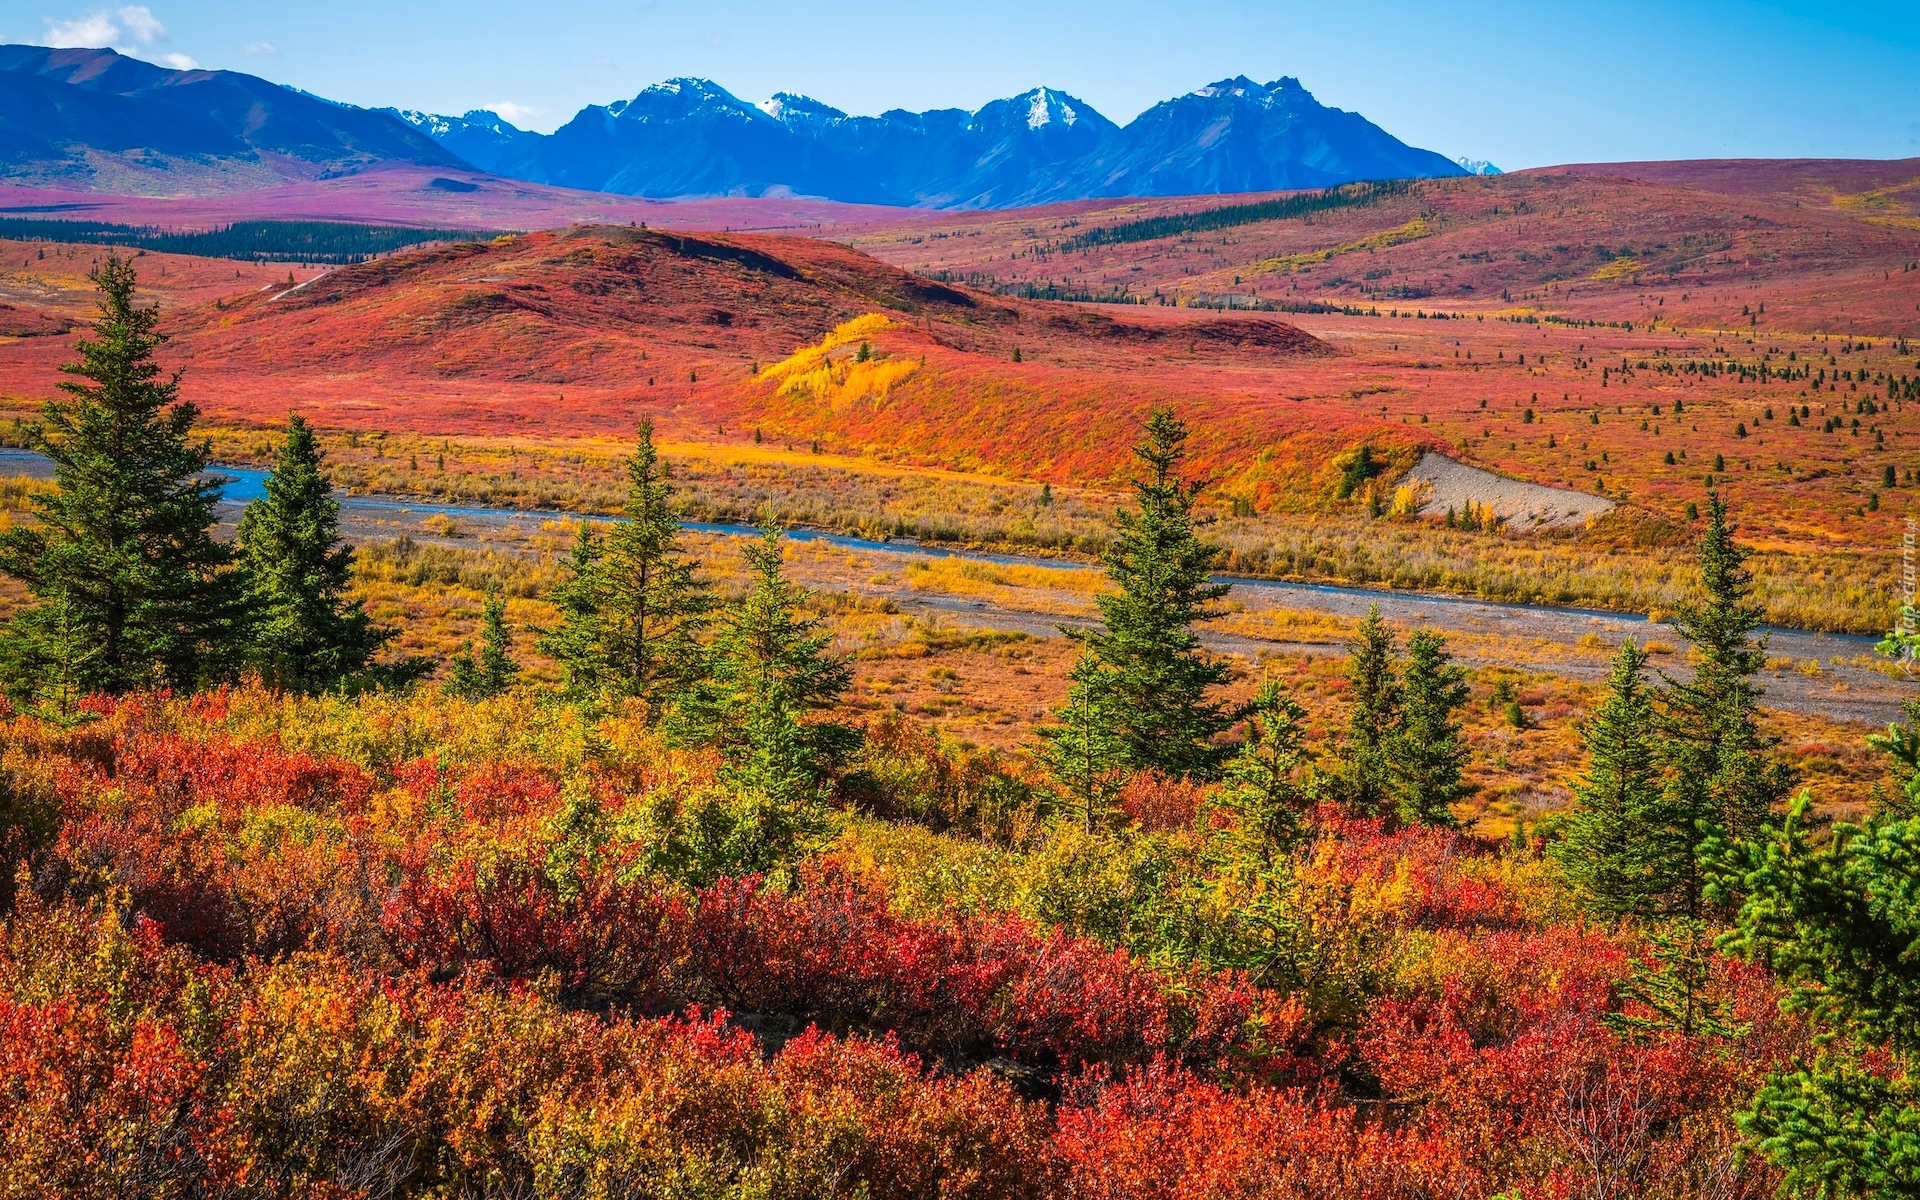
[393,109,452,138]
[759,92,848,129]
[621,78,768,125]
[1186,76,1310,110]
[1024,87,1078,130]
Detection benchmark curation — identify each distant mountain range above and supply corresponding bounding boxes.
[0,44,1484,207]
[386,75,1474,207]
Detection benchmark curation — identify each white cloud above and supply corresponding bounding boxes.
[43,12,120,45]
[243,40,278,56]
[486,100,541,126]
[115,5,164,42]
[42,5,198,68]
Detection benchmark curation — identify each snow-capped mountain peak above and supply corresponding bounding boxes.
[621,78,767,124]
[960,86,1112,144]
[1191,75,1264,101]
[759,92,848,128]
[1023,87,1078,130]
[1186,77,1312,110]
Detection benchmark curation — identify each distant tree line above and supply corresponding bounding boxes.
[1058,179,1411,252]
[0,219,497,264]
[918,272,1142,304]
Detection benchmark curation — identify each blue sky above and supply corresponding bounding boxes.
[6,0,1918,168]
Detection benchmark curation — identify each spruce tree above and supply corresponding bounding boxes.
[445,588,517,700]
[1338,604,1400,817]
[1040,407,1233,786]
[20,590,100,721]
[1663,491,1795,842]
[539,525,611,699]
[1208,679,1314,872]
[1866,691,1920,818]
[1607,918,1745,1041]
[1389,628,1471,827]
[1716,795,1920,1195]
[1658,491,1796,918]
[0,255,239,697]
[600,418,710,711]
[1045,686,1128,831]
[1555,640,1675,920]
[675,529,858,802]
[234,415,389,692]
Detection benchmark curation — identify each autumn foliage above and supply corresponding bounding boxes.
[0,688,1801,1198]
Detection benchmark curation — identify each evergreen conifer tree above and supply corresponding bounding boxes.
[1716,794,1920,1195]
[445,589,517,700]
[1657,492,1796,918]
[1208,679,1314,872]
[0,255,240,697]
[539,525,611,699]
[1040,408,1233,787]
[234,415,389,692]
[22,589,100,722]
[1045,687,1128,831]
[1389,628,1471,827]
[675,529,858,802]
[600,418,710,711]
[1338,604,1401,817]
[1866,690,1920,818]
[1606,917,1746,1041]
[1555,640,1674,919]
[1663,492,1795,843]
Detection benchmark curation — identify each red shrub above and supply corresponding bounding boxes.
[1117,772,1205,832]
[0,897,1056,1200]
[381,842,689,1006]
[97,731,371,820]
[1053,1059,1480,1200]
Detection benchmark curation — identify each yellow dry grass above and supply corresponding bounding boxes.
[1590,256,1642,282]
[1248,217,1433,277]
[760,314,921,413]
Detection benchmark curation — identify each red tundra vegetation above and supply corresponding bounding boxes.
[0,688,1805,1198]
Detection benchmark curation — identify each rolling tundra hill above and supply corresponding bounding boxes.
[0,224,1337,478]
[846,163,1920,335]
[0,165,928,236]
[1549,157,1920,206]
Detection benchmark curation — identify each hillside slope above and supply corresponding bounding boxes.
[3,170,1915,561]
[168,224,1319,378]
[0,45,465,193]
[848,166,1920,335]
[0,226,1338,478]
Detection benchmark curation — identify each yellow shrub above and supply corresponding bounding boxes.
[761,314,920,412]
